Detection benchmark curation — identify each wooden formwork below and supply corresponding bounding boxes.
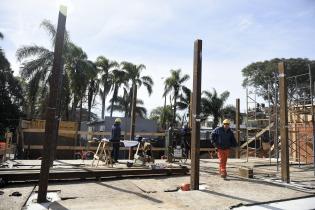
[289,122,313,163]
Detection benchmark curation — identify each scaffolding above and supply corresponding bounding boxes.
[244,87,273,162]
[286,66,314,171]
[244,66,315,176]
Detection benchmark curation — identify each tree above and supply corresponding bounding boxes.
[0,32,24,128]
[163,69,190,124]
[107,88,147,118]
[177,86,191,124]
[121,61,153,117]
[65,42,95,122]
[16,19,69,119]
[96,56,119,119]
[201,88,230,129]
[149,105,173,130]
[242,58,315,105]
[109,68,128,117]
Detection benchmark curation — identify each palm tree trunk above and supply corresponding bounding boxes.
[78,99,83,129]
[101,90,106,119]
[173,90,178,124]
[87,86,93,122]
[110,85,118,117]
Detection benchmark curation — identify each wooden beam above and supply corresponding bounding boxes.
[236,98,240,158]
[0,167,189,182]
[190,39,202,190]
[22,129,165,136]
[38,6,67,203]
[278,62,290,183]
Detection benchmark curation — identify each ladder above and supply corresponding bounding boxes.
[91,139,112,167]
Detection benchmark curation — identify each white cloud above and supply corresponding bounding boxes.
[1,0,315,118]
[238,15,254,31]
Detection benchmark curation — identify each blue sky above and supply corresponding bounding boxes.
[1,0,315,117]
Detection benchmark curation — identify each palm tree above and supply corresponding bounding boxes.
[109,68,128,117]
[177,86,191,124]
[96,56,119,119]
[16,20,69,119]
[65,42,95,122]
[163,69,190,124]
[121,61,153,117]
[107,88,147,118]
[149,105,173,130]
[201,88,230,129]
[86,63,99,121]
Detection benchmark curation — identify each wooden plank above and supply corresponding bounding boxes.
[22,129,165,137]
[236,98,240,158]
[23,145,167,151]
[0,167,189,182]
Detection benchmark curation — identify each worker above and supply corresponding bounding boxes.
[180,123,191,157]
[210,119,237,178]
[110,118,122,163]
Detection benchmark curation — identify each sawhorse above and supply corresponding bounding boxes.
[91,140,112,167]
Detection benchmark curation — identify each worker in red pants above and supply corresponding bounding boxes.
[211,119,238,178]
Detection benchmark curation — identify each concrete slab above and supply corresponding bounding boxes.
[1,158,314,210]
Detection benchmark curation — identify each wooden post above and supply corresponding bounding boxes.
[189,92,193,129]
[308,65,315,176]
[37,5,67,203]
[236,98,240,158]
[129,83,137,159]
[190,39,202,190]
[278,62,290,183]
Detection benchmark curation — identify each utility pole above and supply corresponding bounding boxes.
[278,62,290,183]
[37,5,67,202]
[190,39,202,190]
[129,83,137,159]
[236,98,240,158]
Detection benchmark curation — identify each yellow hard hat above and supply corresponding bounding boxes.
[115,118,122,124]
[223,119,230,124]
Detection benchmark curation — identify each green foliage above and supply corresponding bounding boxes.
[242,58,315,105]
[149,105,173,130]
[163,69,190,124]
[0,33,24,128]
[96,56,119,119]
[201,88,230,129]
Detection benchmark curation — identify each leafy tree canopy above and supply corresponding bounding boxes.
[242,58,315,105]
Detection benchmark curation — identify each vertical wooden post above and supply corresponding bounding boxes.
[309,65,315,176]
[37,5,67,203]
[278,62,290,183]
[236,98,240,158]
[189,92,193,129]
[129,83,137,159]
[190,39,202,190]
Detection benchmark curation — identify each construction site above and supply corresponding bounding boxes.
[1,2,315,210]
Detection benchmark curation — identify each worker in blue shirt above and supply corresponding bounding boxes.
[211,119,237,178]
[110,118,122,163]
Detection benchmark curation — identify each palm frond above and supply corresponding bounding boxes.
[16,45,51,62]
